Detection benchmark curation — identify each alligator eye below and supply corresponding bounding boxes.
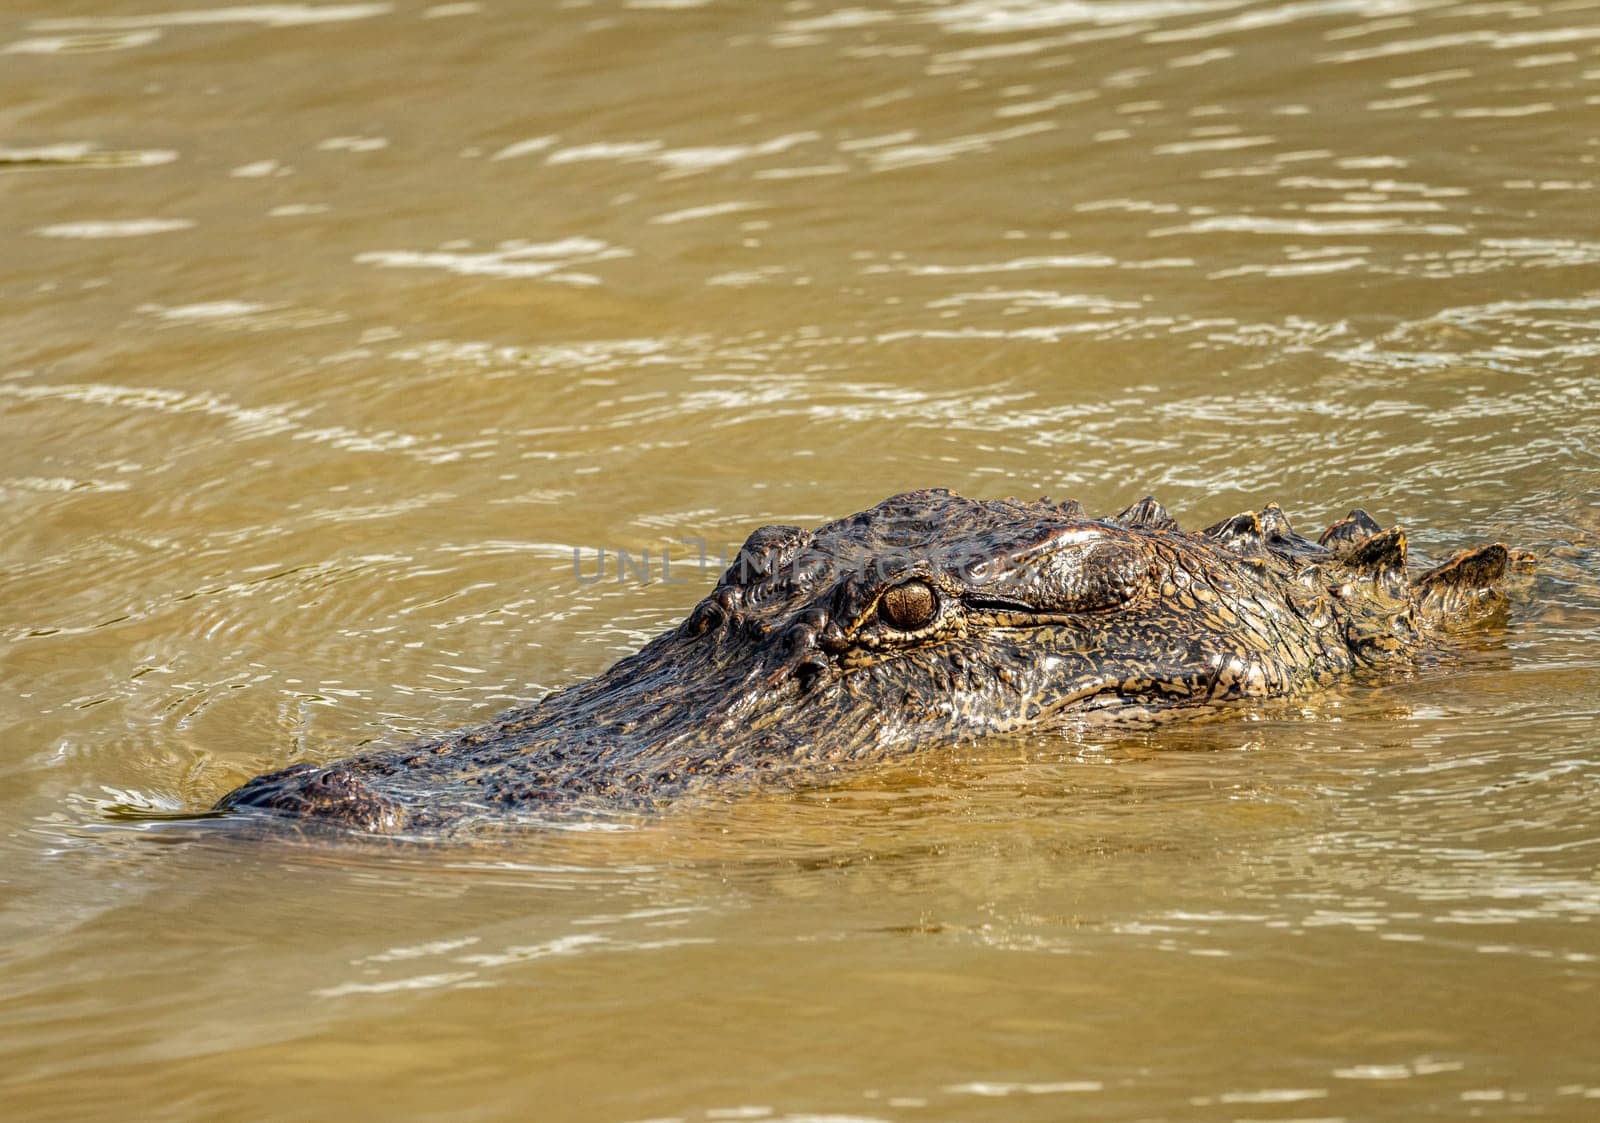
[879,580,938,630]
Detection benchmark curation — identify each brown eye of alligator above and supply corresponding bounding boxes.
[879,580,938,630]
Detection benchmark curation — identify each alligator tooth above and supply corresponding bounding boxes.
[1113,495,1179,531]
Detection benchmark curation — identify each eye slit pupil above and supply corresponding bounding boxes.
[879,580,937,630]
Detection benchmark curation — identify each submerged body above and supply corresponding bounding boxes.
[217,490,1525,833]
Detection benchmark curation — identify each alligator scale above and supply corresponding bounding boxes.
[218,490,1526,833]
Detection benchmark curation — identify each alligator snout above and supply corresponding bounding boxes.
[218,762,411,833]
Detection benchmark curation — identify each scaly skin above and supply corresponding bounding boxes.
[215,489,1525,833]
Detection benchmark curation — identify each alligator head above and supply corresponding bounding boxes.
[216,488,1524,833]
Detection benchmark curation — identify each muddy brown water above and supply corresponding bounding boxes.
[3,1,1600,1120]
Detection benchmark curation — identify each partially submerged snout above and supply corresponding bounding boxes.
[220,762,412,832]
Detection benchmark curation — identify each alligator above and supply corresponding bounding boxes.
[215,489,1528,834]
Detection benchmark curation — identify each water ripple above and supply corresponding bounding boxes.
[354,237,632,284]
[29,4,394,31]
[33,219,194,239]
[2,30,162,54]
